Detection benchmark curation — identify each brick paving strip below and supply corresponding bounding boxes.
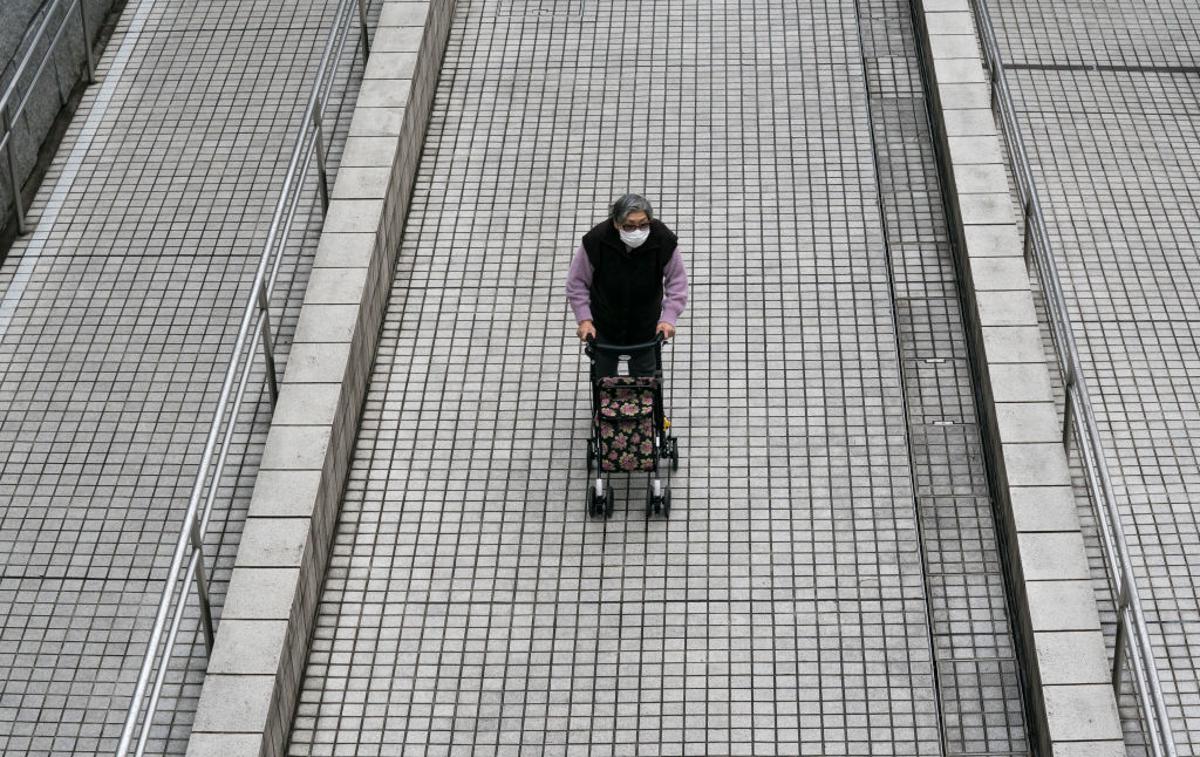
[912,0,1125,753]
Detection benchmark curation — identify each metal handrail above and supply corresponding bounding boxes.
[970,1,1177,754]
[1,0,96,234]
[115,0,371,754]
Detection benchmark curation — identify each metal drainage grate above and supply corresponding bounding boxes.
[496,0,595,18]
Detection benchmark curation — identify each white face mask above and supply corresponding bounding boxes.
[619,226,651,248]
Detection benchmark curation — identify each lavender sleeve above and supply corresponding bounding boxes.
[565,244,593,323]
[659,246,689,325]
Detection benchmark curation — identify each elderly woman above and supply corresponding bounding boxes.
[564,194,689,376]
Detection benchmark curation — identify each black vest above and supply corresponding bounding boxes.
[581,219,678,343]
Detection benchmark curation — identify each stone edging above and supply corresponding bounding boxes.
[912,0,1126,754]
[185,1,455,754]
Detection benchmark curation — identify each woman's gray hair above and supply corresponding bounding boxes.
[610,194,654,225]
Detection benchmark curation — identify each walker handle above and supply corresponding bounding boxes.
[586,333,667,354]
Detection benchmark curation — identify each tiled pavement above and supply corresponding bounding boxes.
[0,0,370,752]
[987,0,1200,751]
[287,0,1026,754]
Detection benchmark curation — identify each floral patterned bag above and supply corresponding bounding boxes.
[595,376,659,472]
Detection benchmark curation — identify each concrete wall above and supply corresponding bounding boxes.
[185,1,456,754]
[1,0,117,232]
[911,0,1127,754]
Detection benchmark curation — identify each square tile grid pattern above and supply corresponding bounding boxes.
[0,0,374,752]
[990,0,1200,752]
[281,0,1007,754]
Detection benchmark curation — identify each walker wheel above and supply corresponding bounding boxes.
[589,485,613,520]
[647,486,668,518]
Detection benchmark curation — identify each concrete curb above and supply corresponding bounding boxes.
[912,0,1126,754]
[184,1,455,754]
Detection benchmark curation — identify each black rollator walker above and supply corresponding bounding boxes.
[584,335,680,519]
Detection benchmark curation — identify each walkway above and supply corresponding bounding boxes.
[285,0,1026,753]
[0,0,367,751]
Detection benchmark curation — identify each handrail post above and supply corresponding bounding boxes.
[258,283,280,406]
[1,108,28,234]
[188,520,215,651]
[312,101,330,212]
[76,0,96,84]
[1112,603,1129,694]
[1021,202,1033,268]
[357,0,371,60]
[1061,372,1075,451]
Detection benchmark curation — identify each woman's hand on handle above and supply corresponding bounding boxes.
[656,322,676,340]
[577,319,597,342]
